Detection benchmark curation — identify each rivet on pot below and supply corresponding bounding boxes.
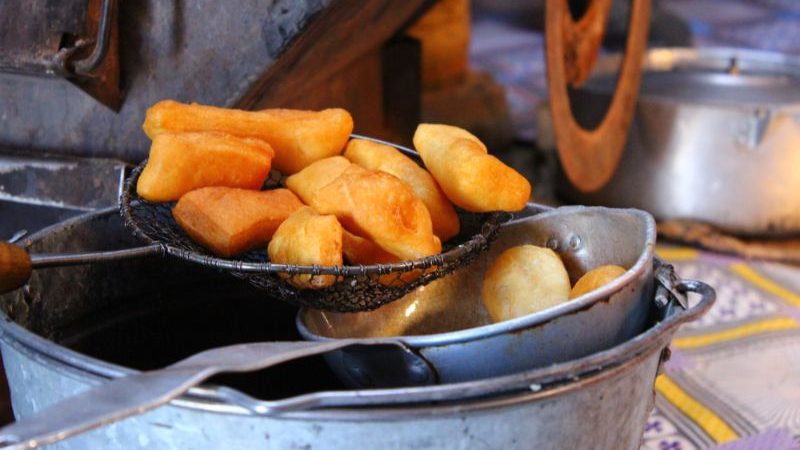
[568,235,582,251]
[546,238,559,250]
[654,292,670,309]
[408,361,432,384]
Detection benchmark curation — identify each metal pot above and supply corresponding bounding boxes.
[299,203,657,384]
[561,47,800,236]
[0,208,713,449]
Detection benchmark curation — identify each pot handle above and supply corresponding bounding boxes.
[656,278,716,331]
[0,339,408,450]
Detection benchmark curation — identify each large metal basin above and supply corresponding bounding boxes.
[0,208,713,449]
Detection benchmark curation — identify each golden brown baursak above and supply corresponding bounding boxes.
[413,124,531,212]
[344,138,460,241]
[143,100,353,174]
[311,166,442,261]
[267,207,344,289]
[172,187,303,257]
[284,156,352,205]
[481,245,571,323]
[569,265,627,299]
[137,132,274,202]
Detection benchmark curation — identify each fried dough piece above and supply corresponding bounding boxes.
[481,245,571,323]
[344,138,460,241]
[341,230,398,265]
[137,132,274,202]
[312,166,441,261]
[342,230,405,286]
[143,100,353,174]
[569,265,626,299]
[342,229,439,286]
[413,124,531,212]
[267,207,344,289]
[285,156,352,205]
[173,187,303,257]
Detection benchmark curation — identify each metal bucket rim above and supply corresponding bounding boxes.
[209,325,675,421]
[0,278,711,419]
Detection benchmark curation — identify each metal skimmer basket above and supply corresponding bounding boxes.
[120,137,507,312]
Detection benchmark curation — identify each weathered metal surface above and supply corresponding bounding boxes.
[0,208,713,449]
[563,47,800,236]
[0,148,128,239]
[0,0,429,162]
[0,150,128,211]
[301,205,656,383]
[0,340,405,448]
[0,339,663,450]
[0,0,88,75]
[0,0,121,109]
[69,0,122,111]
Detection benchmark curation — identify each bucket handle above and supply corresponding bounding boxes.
[654,277,716,372]
[657,278,716,331]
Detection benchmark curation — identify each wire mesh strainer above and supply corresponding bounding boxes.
[120,136,508,312]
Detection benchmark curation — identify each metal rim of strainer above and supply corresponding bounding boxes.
[119,134,510,311]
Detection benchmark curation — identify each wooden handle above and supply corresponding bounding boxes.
[546,0,651,192]
[0,242,32,294]
[561,0,613,86]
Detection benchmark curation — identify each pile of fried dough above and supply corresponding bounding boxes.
[137,100,532,289]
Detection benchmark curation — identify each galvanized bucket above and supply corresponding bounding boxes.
[0,208,713,449]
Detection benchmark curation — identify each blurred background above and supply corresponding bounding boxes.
[464,0,800,201]
[1,1,800,448]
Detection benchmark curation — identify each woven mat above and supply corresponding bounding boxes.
[658,220,800,266]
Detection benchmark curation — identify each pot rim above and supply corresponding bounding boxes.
[297,205,657,347]
[584,46,800,108]
[0,277,712,420]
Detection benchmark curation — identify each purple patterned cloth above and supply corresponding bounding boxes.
[711,429,797,450]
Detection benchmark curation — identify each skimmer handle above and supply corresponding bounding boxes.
[0,243,165,296]
[0,242,31,294]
